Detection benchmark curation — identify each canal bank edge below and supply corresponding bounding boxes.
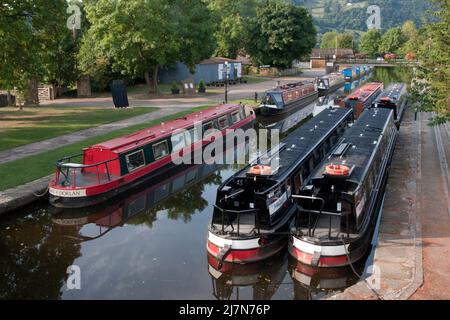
[327,107,423,300]
[0,175,52,216]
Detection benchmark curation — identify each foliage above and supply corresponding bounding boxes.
[0,0,75,103]
[245,0,316,68]
[320,31,356,49]
[171,81,179,91]
[310,0,429,33]
[411,0,450,124]
[207,0,259,59]
[359,29,382,57]
[379,27,407,54]
[198,80,206,90]
[78,0,215,93]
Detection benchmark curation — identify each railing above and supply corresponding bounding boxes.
[212,205,260,237]
[55,153,119,188]
[292,195,351,239]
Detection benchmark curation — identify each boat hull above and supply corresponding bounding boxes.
[207,204,296,264]
[259,92,318,116]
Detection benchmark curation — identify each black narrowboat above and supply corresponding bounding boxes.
[258,81,318,116]
[207,108,354,264]
[317,73,345,96]
[289,108,398,268]
[372,82,408,127]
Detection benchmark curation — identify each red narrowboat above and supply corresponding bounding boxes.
[49,104,256,208]
[340,82,384,117]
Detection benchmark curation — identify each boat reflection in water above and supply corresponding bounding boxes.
[52,163,224,241]
[208,252,289,300]
[289,257,363,300]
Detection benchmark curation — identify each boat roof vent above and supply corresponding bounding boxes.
[332,143,351,157]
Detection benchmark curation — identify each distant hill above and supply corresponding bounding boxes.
[292,0,429,34]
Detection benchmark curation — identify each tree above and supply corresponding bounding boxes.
[359,29,382,57]
[412,0,450,124]
[0,0,73,105]
[207,0,259,59]
[320,31,338,49]
[78,0,215,93]
[245,1,316,69]
[399,20,419,56]
[321,32,356,50]
[379,27,407,54]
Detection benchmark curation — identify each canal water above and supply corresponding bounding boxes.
[0,67,411,300]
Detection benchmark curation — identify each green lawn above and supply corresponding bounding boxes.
[0,106,158,152]
[242,75,271,84]
[0,105,211,191]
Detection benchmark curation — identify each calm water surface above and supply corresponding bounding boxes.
[0,67,410,299]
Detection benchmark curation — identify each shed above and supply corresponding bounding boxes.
[158,57,242,85]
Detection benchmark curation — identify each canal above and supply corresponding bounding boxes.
[0,67,411,300]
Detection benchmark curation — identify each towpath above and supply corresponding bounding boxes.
[329,109,450,300]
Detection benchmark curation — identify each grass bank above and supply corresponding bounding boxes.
[0,106,157,151]
[0,105,210,191]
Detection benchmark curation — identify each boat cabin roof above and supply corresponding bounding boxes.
[235,107,353,181]
[91,104,243,154]
[376,83,406,103]
[311,108,394,192]
[267,81,314,94]
[346,82,383,102]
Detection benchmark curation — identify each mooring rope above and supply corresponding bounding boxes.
[33,186,49,198]
[341,236,384,300]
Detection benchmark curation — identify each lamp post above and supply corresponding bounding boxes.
[224,61,229,103]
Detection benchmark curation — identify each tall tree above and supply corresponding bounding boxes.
[0,0,72,105]
[399,20,419,56]
[412,0,450,124]
[359,29,382,57]
[78,0,215,93]
[245,1,316,69]
[207,0,258,59]
[379,27,407,54]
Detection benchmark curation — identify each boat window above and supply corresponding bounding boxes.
[218,115,229,130]
[203,121,214,133]
[266,93,283,106]
[152,140,169,160]
[184,128,199,145]
[125,150,146,172]
[240,106,246,120]
[171,132,186,152]
[231,112,241,124]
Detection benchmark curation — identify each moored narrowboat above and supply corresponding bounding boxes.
[49,104,256,208]
[289,108,398,268]
[258,81,318,116]
[316,73,345,96]
[207,108,354,265]
[372,82,408,127]
[341,82,384,117]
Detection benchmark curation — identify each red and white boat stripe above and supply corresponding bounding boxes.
[290,237,350,267]
[207,232,263,263]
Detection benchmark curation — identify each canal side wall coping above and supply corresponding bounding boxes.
[0,175,52,216]
[327,107,423,300]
